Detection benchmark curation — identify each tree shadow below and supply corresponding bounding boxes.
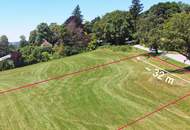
[165,66,190,74]
[148,52,166,57]
[142,52,190,74]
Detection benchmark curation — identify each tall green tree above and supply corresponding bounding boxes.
[0,35,9,56]
[130,0,143,20]
[49,23,62,44]
[93,11,133,45]
[72,5,83,22]
[29,30,37,44]
[29,23,53,45]
[130,0,143,33]
[36,23,52,44]
[137,2,183,51]
[161,13,190,59]
[0,35,9,45]
[19,35,28,48]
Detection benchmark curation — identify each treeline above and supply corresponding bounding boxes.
[0,0,190,71]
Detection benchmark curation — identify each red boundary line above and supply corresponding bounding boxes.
[0,53,146,96]
[151,55,190,74]
[150,55,190,81]
[118,54,190,130]
[118,91,190,130]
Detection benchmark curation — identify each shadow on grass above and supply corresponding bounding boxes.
[143,52,190,74]
[165,66,190,74]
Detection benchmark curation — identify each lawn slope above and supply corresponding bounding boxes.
[0,46,190,130]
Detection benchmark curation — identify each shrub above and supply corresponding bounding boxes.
[53,44,65,56]
[42,52,51,62]
[0,60,15,71]
[87,35,99,51]
[19,45,53,65]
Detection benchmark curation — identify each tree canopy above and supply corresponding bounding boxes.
[93,10,133,45]
[161,13,190,58]
[0,35,9,57]
[19,35,28,48]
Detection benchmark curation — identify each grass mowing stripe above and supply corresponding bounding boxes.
[0,53,147,96]
[118,54,190,130]
[118,90,190,130]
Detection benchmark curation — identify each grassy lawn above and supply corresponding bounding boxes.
[0,46,190,130]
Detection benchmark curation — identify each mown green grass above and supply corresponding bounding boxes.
[0,46,190,130]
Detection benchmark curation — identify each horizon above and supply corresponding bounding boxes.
[0,0,189,42]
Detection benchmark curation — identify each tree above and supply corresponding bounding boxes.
[130,0,143,20]
[72,5,83,22]
[0,60,15,71]
[29,30,37,44]
[178,2,190,13]
[137,2,184,50]
[146,2,181,24]
[19,35,28,48]
[84,17,101,34]
[93,11,133,45]
[49,23,62,45]
[130,0,143,33]
[0,35,9,57]
[29,23,53,45]
[0,35,9,46]
[36,23,52,45]
[63,15,90,56]
[19,45,53,65]
[161,13,190,59]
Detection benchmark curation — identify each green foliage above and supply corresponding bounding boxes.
[36,23,52,44]
[3,1,190,71]
[53,44,65,56]
[41,52,51,62]
[129,0,143,33]
[93,10,133,45]
[0,35,9,57]
[130,0,143,19]
[64,43,85,56]
[145,2,181,24]
[161,13,190,58]
[52,52,62,60]
[49,23,65,45]
[87,35,98,51]
[83,21,92,34]
[19,35,28,48]
[136,2,189,53]
[29,23,53,45]
[19,45,53,65]
[0,35,9,45]
[0,60,15,71]
[178,2,190,13]
[84,17,101,34]
[29,30,37,44]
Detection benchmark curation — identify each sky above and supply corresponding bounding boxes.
[0,0,189,42]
